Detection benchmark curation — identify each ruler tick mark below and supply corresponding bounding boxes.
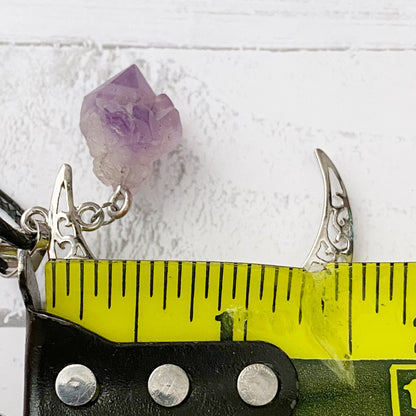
[259,266,265,300]
[403,262,408,325]
[177,262,182,298]
[122,261,127,297]
[79,261,84,321]
[66,260,70,296]
[190,263,196,322]
[218,263,224,311]
[348,266,353,355]
[204,262,209,299]
[52,261,56,308]
[134,262,140,342]
[335,264,339,301]
[375,263,380,313]
[94,260,98,297]
[245,265,251,309]
[272,268,278,313]
[150,261,154,298]
[108,261,113,309]
[163,261,168,310]
[389,262,394,301]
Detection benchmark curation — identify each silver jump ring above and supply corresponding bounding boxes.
[101,202,117,226]
[20,206,49,234]
[107,186,131,220]
[77,202,105,231]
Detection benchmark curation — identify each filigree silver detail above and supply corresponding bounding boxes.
[48,164,94,259]
[303,149,353,272]
[20,164,131,260]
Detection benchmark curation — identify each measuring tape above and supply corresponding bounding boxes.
[45,259,416,415]
[45,259,416,359]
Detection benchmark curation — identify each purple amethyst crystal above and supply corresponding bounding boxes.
[80,65,182,195]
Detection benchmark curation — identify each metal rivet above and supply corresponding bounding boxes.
[148,364,190,407]
[237,363,279,406]
[55,364,97,407]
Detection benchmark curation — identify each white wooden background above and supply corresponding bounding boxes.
[1,1,416,414]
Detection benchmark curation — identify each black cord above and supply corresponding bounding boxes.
[0,188,24,223]
[0,189,36,249]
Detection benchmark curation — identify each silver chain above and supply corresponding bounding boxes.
[21,186,131,235]
[76,186,132,231]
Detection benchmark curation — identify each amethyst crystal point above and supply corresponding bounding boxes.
[80,65,182,195]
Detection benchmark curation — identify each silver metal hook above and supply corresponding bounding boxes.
[303,149,353,272]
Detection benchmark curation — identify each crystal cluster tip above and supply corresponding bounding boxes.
[80,65,182,195]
